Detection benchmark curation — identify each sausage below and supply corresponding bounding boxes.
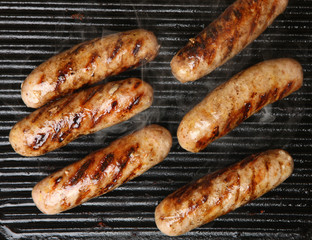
[10,78,153,156]
[32,124,172,214]
[155,149,294,236]
[21,29,159,108]
[171,0,288,83]
[177,58,303,153]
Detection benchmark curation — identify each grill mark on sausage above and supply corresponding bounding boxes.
[177,23,218,67]
[219,2,245,62]
[72,38,99,55]
[224,99,254,135]
[233,8,242,20]
[81,87,98,106]
[195,136,209,150]
[132,40,142,56]
[243,102,252,120]
[52,176,63,190]
[70,112,83,129]
[222,37,235,62]
[250,164,257,201]
[56,62,73,91]
[58,130,71,143]
[122,163,143,184]
[221,171,239,214]
[99,183,115,194]
[234,172,241,208]
[83,85,106,106]
[91,153,115,181]
[51,93,77,115]
[31,132,50,150]
[195,126,219,150]
[51,121,62,140]
[31,107,48,123]
[108,37,123,63]
[160,169,233,222]
[38,74,45,84]
[68,158,94,186]
[75,188,91,205]
[264,158,270,172]
[239,153,260,169]
[61,197,71,210]
[127,94,142,110]
[248,2,261,40]
[105,144,139,191]
[133,80,141,89]
[107,56,147,77]
[91,99,119,127]
[95,144,140,194]
[85,52,99,71]
[169,182,195,205]
[50,111,83,143]
[169,168,227,204]
[273,87,279,99]
[279,81,294,99]
[257,93,269,110]
[264,158,271,190]
[267,0,278,21]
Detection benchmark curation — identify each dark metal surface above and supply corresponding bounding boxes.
[0,0,311,239]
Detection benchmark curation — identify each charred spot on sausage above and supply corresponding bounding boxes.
[32,133,50,149]
[132,40,142,56]
[71,113,83,129]
[243,102,252,120]
[56,62,73,91]
[52,176,63,190]
[111,101,118,109]
[257,93,269,110]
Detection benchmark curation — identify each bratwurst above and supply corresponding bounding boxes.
[155,149,294,236]
[177,58,303,153]
[171,0,289,83]
[10,78,153,156]
[32,124,172,214]
[22,29,159,108]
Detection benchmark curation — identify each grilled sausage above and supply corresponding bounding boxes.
[171,0,288,83]
[21,29,159,108]
[10,78,153,156]
[177,58,303,153]
[155,149,294,236]
[32,124,172,214]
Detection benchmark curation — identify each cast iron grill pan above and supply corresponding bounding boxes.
[0,0,311,239]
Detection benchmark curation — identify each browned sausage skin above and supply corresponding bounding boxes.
[10,78,153,156]
[177,58,303,153]
[21,29,159,108]
[32,124,172,215]
[171,0,289,83]
[155,149,294,236]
